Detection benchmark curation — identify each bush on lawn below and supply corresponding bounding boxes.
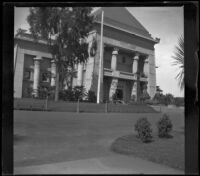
[157,113,173,138]
[38,85,49,99]
[140,91,150,103]
[86,90,97,103]
[73,86,87,101]
[134,117,153,143]
[59,88,74,101]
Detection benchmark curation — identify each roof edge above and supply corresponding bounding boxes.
[95,21,159,44]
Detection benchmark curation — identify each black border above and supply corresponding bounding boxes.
[2,1,199,175]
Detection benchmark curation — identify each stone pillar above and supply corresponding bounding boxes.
[77,63,83,86]
[111,48,119,71]
[109,78,118,101]
[50,59,56,87]
[33,56,42,97]
[132,53,139,74]
[131,81,138,102]
[143,57,149,77]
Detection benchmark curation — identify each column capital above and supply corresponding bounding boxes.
[34,56,42,61]
[133,54,139,60]
[112,47,119,55]
[132,52,140,60]
[51,59,56,63]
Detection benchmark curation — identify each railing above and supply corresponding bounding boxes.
[104,68,148,82]
[104,68,136,80]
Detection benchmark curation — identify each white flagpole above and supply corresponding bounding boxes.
[97,10,104,104]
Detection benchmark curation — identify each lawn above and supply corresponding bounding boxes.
[14,108,184,170]
[111,130,184,170]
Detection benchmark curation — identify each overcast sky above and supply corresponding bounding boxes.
[14,6,184,97]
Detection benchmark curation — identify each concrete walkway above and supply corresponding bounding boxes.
[14,154,184,174]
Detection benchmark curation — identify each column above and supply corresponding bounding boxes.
[132,53,139,74]
[111,48,119,70]
[131,81,138,102]
[143,57,149,77]
[143,82,148,94]
[50,59,56,87]
[33,56,42,97]
[77,62,83,86]
[109,78,118,101]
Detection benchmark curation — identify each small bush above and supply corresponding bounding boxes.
[140,92,150,102]
[87,90,97,103]
[157,113,173,138]
[134,117,153,143]
[73,86,87,101]
[38,85,48,99]
[59,88,75,101]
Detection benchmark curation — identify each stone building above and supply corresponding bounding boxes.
[14,7,159,103]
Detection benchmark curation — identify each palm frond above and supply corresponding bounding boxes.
[171,35,184,90]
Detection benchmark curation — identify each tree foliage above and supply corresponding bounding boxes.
[27,7,94,101]
[153,93,175,105]
[172,35,184,90]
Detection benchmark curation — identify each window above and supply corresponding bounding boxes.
[122,56,126,63]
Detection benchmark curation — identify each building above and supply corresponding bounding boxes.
[14,7,160,103]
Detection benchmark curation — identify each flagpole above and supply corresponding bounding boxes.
[97,10,104,104]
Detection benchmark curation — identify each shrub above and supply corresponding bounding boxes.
[157,113,173,138]
[24,87,33,98]
[59,89,74,101]
[140,91,150,102]
[174,97,184,107]
[47,86,55,100]
[86,90,97,103]
[112,92,118,101]
[73,86,87,101]
[38,85,49,99]
[134,117,153,143]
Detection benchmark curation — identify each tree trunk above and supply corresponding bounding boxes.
[55,68,59,102]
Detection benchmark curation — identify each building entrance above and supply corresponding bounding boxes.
[116,89,123,100]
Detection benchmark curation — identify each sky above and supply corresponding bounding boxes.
[14,6,184,97]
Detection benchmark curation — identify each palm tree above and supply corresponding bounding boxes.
[172,35,184,90]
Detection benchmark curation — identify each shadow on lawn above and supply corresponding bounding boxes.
[110,131,184,170]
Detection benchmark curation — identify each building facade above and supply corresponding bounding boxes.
[14,7,159,103]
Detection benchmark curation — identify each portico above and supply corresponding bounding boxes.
[102,44,149,103]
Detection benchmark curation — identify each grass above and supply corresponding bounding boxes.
[14,108,184,169]
[111,130,184,170]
